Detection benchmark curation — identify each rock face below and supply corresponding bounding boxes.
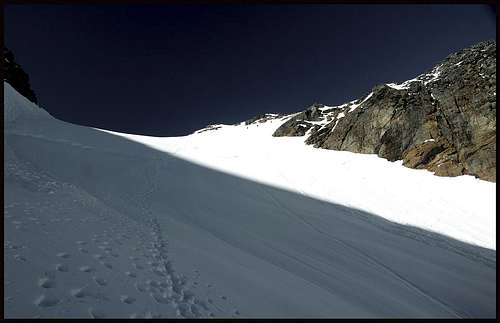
[273,40,496,182]
[3,47,38,104]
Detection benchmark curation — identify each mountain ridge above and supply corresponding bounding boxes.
[269,40,496,182]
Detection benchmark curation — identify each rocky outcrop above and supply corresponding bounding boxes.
[195,124,223,134]
[273,40,496,182]
[3,47,38,104]
[272,104,326,137]
[243,113,283,125]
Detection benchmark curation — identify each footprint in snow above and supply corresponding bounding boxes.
[70,287,89,298]
[93,254,105,260]
[134,282,147,293]
[152,268,166,277]
[56,252,70,259]
[93,276,107,287]
[146,279,159,288]
[13,254,27,261]
[150,292,169,304]
[125,271,137,278]
[100,261,113,269]
[88,307,105,318]
[79,266,94,273]
[55,264,69,272]
[38,275,56,288]
[120,295,136,304]
[98,246,112,252]
[34,294,60,307]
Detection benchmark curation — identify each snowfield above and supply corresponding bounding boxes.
[99,111,496,251]
[4,82,496,318]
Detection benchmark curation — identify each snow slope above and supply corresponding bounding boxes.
[99,115,496,251]
[4,82,496,318]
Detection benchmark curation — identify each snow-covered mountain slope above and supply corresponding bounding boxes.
[4,82,496,318]
[100,115,496,251]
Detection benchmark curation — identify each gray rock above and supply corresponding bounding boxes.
[272,40,496,182]
[273,103,330,137]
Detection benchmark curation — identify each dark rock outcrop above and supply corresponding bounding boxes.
[195,124,223,134]
[3,47,38,104]
[273,103,327,137]
[273,40,496,182]
[243,113,282,125]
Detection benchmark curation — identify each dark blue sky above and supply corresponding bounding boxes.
[5,4,496,136]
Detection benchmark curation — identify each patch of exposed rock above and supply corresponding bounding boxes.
[194,124,223,134]
[272,104,326,137]
[243,113,283,125]
[273,40,496,182]
[3,47,38,104]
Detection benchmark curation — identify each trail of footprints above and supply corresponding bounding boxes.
[31,217,239,318]
[32,226,129,312]
[24,158,240,318]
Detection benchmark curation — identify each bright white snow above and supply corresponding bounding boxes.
[348,93,373,112]
[386,65,442,90]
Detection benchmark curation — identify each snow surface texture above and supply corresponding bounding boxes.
[4,82,496,318]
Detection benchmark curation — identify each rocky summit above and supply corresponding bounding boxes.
[273,40,496,182]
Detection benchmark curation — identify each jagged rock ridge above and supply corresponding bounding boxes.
[273,40,496,182]
[3,47,38,104]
